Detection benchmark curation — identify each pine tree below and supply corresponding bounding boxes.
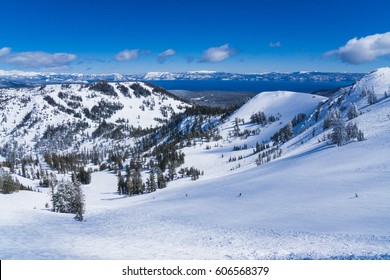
[346,122,359,140]
[149,169,156,192]
[331,118,346,146]
[51,178,85,221]
[167,162,176,181]
[357,130,365,141]
[117,171,125,195]
[157,168,167,189]
[367,91,378,105]
[73,181,85,222]
[132,168,143,194]
[347,103,360,120]
[323,108,341,130]
[126,174,133,196]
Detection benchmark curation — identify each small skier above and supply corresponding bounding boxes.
[238,193,242,198]
[355,193,358,198]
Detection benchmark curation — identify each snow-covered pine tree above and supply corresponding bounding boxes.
[331,117,347,146]
[51,178,85,221]
[117,171,125,195]
[367,91,378,105]
[347,103,360,120]
[73,180,85,222]
[126,175,133,196]
[323,108,342,130]
[149,169,156,192]
[346,123,359,140]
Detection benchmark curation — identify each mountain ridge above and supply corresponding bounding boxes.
[0,69,365,87]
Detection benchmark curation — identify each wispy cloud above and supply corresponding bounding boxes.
[0,47,11,56]
[115,49,139,61]
[200,44,237,63]
[324,32,390,64]
[157,49,176,63]
[269,41,281,48]
[4,51,76,68]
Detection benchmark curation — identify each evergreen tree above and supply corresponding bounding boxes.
[367,91,378,105]
[167,162,176,181]
[357,130,365,141]
[331,118,346,146]
[76,167,91,184]
[346,122,359,140]
[157,168,167,189]
[131,168,143,194]
[51,178,85,221]
[149,169,156,192]
[73,180,85,221]
[117,171,125,195]
[347,103,360,120]
[323,108,341,130]
[126,174,133,196]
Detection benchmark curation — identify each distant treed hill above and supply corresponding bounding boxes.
[169,90,258,108]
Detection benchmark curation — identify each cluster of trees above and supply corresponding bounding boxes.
[50,174,85,221]
[271,123,293,145]
[178,167,204,181]
[250,111,280,126]
[130,83,152,98]
[152,142,185,172]
[43,95,80,118]
[117,84,130,97]
[323,107,365,146]
[233,144,248,151]
[331,119,365,146]
[39,121,89,152]
[253,142,271,154]
[0,169,31,194]
[84,100,124,121]
[255,147,283,166]
[44,152,92,183]
[228,155,244,162]
[291,113,306,127]
[117,164,167,196]
[89,81,117,97]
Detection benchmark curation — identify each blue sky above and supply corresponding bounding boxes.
[1,0,390,74]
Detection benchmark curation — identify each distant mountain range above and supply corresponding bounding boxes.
[0,69,365,87]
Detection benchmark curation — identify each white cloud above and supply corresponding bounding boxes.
[157,49,176,63]
[324,32,390,64]
[5,51,76,68]
[0,47,11,56]
[200,44,237,63]
[269,41,281,48]
[115,49,139,61]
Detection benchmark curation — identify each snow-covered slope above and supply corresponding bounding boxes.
[351,67,390,99]
[0,81,188,154]
[1,68,390,260]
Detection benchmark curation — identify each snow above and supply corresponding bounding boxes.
[1,69,390,259]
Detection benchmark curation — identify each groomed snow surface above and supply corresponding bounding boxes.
[1,85,390,259]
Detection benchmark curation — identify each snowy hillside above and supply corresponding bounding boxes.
[0,81,188,154]
[1,68,390,260]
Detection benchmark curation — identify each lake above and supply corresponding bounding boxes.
[148,79,354,93]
